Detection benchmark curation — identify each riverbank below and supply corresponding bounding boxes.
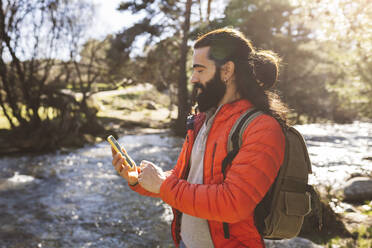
[0,83,177,156]
[297,122,372,247]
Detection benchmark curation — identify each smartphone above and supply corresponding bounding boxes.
[107,135,135,169]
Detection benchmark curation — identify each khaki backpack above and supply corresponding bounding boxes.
[221,108,322,239]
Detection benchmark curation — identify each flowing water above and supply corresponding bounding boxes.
[0,122,371,248]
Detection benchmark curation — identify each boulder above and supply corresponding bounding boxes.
[343,177,372,202]
[143,100,157,110]
[300,199,353,242]
[83,134,96,144]
[0,173,37,192]
[343,212,372,231]
[265,237,324,248]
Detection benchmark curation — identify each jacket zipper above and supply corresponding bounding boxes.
[211,143,217,178]
[181,134,191,179]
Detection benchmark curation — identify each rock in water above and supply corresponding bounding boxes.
[0,172,36,192]
[265,237,324,248]
[343,177,372,202]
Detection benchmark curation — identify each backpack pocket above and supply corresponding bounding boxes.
[285,191,311,216]
[264,191,311,239]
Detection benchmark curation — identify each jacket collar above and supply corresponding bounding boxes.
[191,99,254,134]
[212,99,254,123]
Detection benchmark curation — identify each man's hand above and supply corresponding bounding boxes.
[111,147,138,186]
[138,160,166,194]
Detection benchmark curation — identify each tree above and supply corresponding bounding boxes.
[298,0,372,119]
[0,0,108,151]
[111,0,202,135]
[216,0,340,122]
[0,0,92,126]
[174,0,192,135]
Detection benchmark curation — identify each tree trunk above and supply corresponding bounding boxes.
[207,0,212,23]
[174,0,192,136]
[198,0,203,21]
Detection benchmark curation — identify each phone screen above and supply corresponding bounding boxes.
[107,135,135,168]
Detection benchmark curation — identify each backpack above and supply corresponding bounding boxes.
[221,108,322,240]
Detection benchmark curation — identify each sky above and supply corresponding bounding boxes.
[86,0,227,57]
[3,0,227,61]
[89,0,142,39]
[5,0,133,62]
[88,0,227,40]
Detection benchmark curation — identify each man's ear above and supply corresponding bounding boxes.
[220,61,235,83]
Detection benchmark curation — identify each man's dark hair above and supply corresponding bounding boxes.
[194,28,289,126]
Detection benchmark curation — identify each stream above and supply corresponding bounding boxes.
[0,122,371,247]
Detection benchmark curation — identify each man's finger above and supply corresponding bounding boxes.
[111,146,116,156]
[120,164,129,174]
[142,160,156,169]
[116,163,123,173]
[140,160,150,169]
[122,157,131,168]
[121,147,128,155]
[114,157,125,171]
[112,153,122,166]
[115,158,124,171]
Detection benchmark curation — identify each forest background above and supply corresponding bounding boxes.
[0,0,371,153]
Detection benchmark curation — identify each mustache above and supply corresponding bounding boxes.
[193,82,204,90]
[191,82,204,108]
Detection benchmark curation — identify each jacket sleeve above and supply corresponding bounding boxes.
[129,133,189,198]
[159,115,285,223]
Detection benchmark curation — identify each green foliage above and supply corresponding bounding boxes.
[139,37,181,91]
[219,0,339,122]
[353,225,372,248]
[294,0,372,120]
[112,0,372,124]
[106,1,185,88]
[0,0,115,153]
[189,0,371,123]
[0,0,93,127]
[112,0,195,135]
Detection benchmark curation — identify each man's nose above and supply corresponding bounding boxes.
[191,73,199,84]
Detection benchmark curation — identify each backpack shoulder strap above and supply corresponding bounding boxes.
[227,108,263,154]
[222,108,263,178]
[221,108,262,239]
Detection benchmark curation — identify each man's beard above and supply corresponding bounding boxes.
[192,69,226,113]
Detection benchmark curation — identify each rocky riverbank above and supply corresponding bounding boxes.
[0,84,176,156]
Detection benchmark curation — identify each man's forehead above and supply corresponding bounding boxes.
[193,46,210,57]
[193,47,213,67]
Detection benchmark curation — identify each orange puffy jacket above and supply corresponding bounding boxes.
[130,99,285,248]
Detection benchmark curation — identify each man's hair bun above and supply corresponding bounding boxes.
[253,50,280,90]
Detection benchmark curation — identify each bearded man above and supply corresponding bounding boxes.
[112,28,288,248]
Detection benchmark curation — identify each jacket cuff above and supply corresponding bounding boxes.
[159,173,177,202]
[129,181,139,188]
